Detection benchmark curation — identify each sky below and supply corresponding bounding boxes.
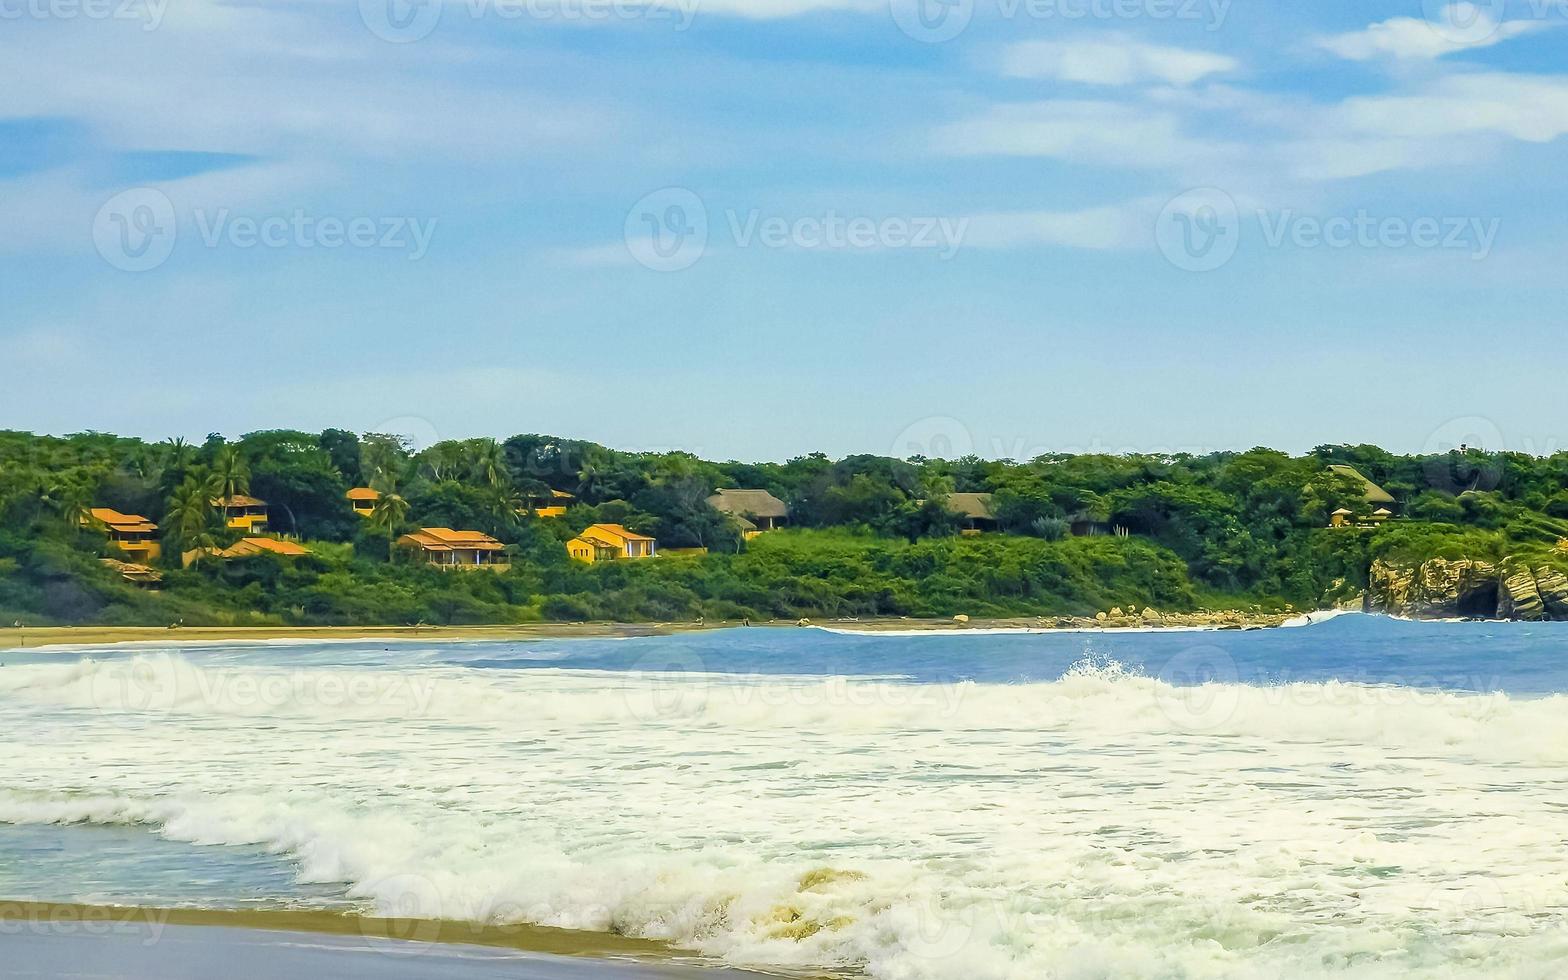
[3,0,1567,462]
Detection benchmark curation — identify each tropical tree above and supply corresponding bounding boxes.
[212,444,251,503]
[164,478,218,562]
[368,479,412,561]
[472,439,509,489]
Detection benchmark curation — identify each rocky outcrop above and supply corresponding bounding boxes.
[1536,568,1568,618]
[1498,569,1546,621]
[1369,558,1568,621]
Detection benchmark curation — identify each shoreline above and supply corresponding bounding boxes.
[0,611,1317,652]
[0,901,778,978]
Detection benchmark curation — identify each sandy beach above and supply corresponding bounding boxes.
[0,622,701,652]
[0,903,778,979]
[0,610,1299,652]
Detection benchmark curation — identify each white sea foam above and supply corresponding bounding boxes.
[3,649,1567,979]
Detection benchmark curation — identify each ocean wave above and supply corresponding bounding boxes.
[4,650,1568,979]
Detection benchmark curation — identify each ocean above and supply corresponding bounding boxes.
[2,614,1566,978]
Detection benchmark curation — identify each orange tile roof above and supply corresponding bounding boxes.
[229,537,310,557]
[346,487,381,501]
[88,507,159,532]
[582,523,655,542]
[400,528,505,551]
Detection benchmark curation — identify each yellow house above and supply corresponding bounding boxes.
[397,528,511,570]
[213,494,270,533]
[566,523,657,563]
[523,489,575,518]
[83,508,162,563]
[347,487,380,517]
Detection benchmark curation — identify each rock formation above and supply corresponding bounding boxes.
[1368,558,1568,621]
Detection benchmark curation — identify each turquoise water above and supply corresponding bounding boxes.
[2,615,1566,978]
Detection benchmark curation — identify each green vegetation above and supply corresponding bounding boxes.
[2,430,1566,626]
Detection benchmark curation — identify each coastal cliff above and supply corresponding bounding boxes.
[1368,558,1568,621]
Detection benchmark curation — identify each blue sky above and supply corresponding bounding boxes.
[3,0,1567,461]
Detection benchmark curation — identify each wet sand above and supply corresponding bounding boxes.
[0,903,782,979]
[0,623,704,652]
[0,611,1298,653]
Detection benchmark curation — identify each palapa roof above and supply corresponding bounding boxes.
[223,537,311,558]
[398,528,506,552]
[346,487,381,501]
[1331,508,1354,516]
[580,523,655,544]
[99,558,163,583]
[1327,465,1395,505]
[88,507,158,532]
[944,492,995,520]
[213,494,267,508]
[708,489,789,520]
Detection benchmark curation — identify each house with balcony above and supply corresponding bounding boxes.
[213,494,270,533]
[347,487,380,517]
[397,528,510,570]
[566,523,657,563]
[83,508,162,563]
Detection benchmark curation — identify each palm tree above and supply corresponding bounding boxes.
[575,462,604,502]
[368,481,411,561]
[164,479,217,562]
[361,435,406,489]
[45,480,91,530]
[212,444,250,503]
[472,439,508,489]
[159,437,196,496]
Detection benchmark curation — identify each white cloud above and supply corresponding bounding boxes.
[932,101,1229,169]
[960,201,1155,250]
[1318,3,1550,61]
[1334,73,1568,142]
[999,38,1237,86]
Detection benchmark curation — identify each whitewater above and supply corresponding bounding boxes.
[2,617,1566,979]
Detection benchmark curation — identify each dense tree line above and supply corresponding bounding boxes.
[2,428,1566,625]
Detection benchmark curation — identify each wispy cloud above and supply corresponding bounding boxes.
[1333,73,1568,143]
[960,201,1156,250]
[998,37,1237,87]
[1317,3,1551,61]
[932,100,1232,169]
